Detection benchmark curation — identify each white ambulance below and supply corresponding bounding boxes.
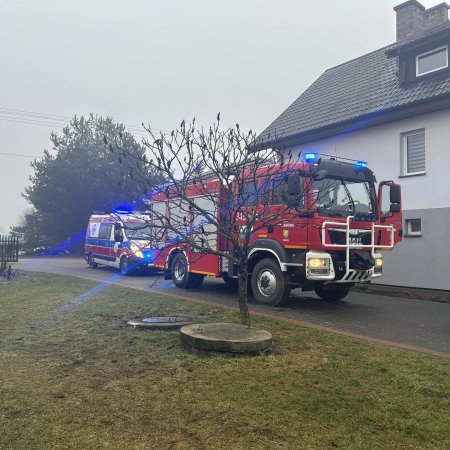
[84,209,158,275]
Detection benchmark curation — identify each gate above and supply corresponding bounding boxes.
[0,235,19,266]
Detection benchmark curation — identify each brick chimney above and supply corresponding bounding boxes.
[394,0,450,44]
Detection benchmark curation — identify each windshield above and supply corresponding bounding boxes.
[312,178,377,219]
[123,222,152,240]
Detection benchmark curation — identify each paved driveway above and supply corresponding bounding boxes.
[17,257,450,357]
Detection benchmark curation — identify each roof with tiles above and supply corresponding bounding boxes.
[256,34,450,149]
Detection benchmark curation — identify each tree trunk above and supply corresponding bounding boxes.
[237,260,251,327]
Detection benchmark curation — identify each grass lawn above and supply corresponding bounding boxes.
[0,272,449,450]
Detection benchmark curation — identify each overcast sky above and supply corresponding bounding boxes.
[0,0,440,232]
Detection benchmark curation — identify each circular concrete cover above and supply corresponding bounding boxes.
[180,323,273,353]
[127,316,192,330]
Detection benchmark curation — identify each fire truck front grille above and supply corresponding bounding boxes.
[328,229,372,246]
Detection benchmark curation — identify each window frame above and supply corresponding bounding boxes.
[416,45,448,77]
[405,218,422,237]
[400,129,426,177]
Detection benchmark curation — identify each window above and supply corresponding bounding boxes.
[416,46,448,76]
[312,178,376,218]
[260,181,270,205]
[260,175,305,208]
[405,218,422,237]
[98,223,113,240]
[114,224,124,242]
[272,178,290,205]
[123,222,152,240]
[239,181,258,206]
[192,196,218,250]
[401,130,425,176]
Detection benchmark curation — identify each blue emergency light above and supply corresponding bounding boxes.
[114,205,133,214]
[303,152,319,163]
[355,161,367,169]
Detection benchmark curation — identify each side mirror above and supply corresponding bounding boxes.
[390,203,401,213]
[288,175,301,196]
[390,184,401,204]
[379,181,402,216]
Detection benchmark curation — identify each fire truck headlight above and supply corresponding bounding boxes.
[306,253,333,278]
[308,257,331,276]
[309,258,328,268]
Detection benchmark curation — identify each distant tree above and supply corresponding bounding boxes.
[10,208,45,251]
[21,114,162,252]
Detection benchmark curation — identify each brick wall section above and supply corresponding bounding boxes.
[423,4,450,33]
[395,0,450,44]
[395,0,425,44]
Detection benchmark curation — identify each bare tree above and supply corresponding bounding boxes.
[109,116,328,327]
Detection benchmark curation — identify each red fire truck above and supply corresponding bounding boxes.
[149,154,402,306]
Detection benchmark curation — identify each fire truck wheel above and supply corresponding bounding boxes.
[313,283,352,301]
[120,257,130,276]
[171,253,204,289]
[87,254,98,269]
[251,259,290,307]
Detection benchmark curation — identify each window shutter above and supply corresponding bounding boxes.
[406,133,425,174]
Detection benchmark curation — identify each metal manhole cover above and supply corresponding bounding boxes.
[127,316,193,330]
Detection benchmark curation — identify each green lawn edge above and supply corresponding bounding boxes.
[1,272,449,450]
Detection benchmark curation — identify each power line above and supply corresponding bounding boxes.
[0,151,43,158]
[0,107,71,122]
[0,114,149,139]
[0,107,71,120]
[0,116,68,128]
[0,107,199,159]
[0,107,169,135]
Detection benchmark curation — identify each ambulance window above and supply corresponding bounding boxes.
[114,224,123,241]
[98,223,113,240]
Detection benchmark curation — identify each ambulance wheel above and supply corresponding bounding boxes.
[313,283,352,301]
[120,257,130,276]
[88,254,98,269]
[251,258,290,307]
[171,253,204,289]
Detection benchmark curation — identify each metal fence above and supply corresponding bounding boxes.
[0,236,19,263]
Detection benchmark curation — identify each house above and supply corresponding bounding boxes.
[255,0,450,290]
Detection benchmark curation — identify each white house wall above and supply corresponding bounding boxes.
[284,108,450,290]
